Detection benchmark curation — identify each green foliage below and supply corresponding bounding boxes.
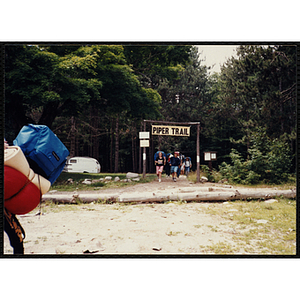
[123,45,192,87]
[51,172,157,191]
[219,128,293,184]
[219,149,254,184]
[4,44,296,177]
[205,45,296,169]
[199,165,214,182]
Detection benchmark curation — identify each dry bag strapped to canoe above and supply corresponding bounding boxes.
[13,124,69,185]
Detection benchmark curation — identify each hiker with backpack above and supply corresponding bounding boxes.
[184,157,192,177]
[4,139,25,254]
[169,151,181,182]
[4,124,69,254]
[178,153,185,177]
[165,153,171,177]
[154,151,166,182]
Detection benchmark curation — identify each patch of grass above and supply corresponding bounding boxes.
[232,181,296,190]
[201,242,237,254]
[193,224,202,228]
[96,198,117,204]
[34,202,80,214]
[173,199,187,205]
[200,198,296,254]
[37,236,48,242]
[51,173,157,191]
[166,231,181,236]
[184,233,192,236]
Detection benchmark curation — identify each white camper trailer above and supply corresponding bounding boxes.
[64,157,101,173]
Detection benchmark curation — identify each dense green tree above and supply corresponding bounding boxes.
[219,126,293,184]
[89,45,162,172]
[124,45,192,89]
[4,44,296,178]
[206,45,296,171]
[5,45,102,139]
[153,46,209,160]
[218,45,296,143]
[5,44,162,172]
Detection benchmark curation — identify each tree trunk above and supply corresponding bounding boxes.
[110,119,114,173]
[39,101,60,129]
[89,108,93,157]
[114,115,119,173]
[91,105,99,160]
[149,122,153,173]
[70,116,76,157]
[139,123,142,174]
[8,95,34,133]
[132,123,137,173]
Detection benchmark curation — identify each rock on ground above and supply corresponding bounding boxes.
[126,172,139,179]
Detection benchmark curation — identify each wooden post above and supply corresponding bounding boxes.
[196,123,200,182]
[149,122,153,173]
[139,123,142,174]
[143,121,146,178]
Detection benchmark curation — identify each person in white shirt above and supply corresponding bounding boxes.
[184,157,192,177]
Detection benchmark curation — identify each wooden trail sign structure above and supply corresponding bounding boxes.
[142,120,201,182]
[152,125,190,137]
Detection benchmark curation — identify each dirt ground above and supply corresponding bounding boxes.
[3,176,294,255]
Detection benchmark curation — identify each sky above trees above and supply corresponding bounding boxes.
[196,45,238,73]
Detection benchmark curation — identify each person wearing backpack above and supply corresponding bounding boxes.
[165,153,171,177]
[169,151,181,182]
[4,208,25,254]
[4,139,25,255]
[155,151,166,182]
[184,157,192,177]
[178,153,185,177]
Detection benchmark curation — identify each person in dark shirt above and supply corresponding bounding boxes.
[155,151,166,183]
[165,153,171,177]
[169,151,181,182]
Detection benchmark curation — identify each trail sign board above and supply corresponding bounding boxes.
[139,132,150,139]
[204,151,217,161]
[151,125,190,137]
[140,140,149,147]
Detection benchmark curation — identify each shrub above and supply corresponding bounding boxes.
[219,132,293,185]
[219,150,261,184]
[200,165,215,182]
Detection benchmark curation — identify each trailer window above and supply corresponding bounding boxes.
[70,159,77,163]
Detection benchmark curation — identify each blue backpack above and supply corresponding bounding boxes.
[13,124,69,185]
[154,151,166,161]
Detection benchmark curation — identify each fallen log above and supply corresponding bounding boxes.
[118,188,296,203]
[42,188,296,204]
[42,194,76,204]
[232,188,296,200]
[42,193,119,204]
[119,192,167,203]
